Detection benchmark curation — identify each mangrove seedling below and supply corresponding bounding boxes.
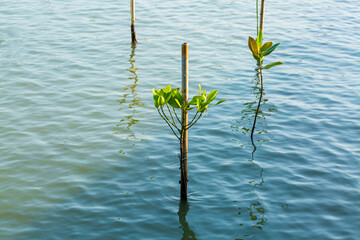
[153,84,225,138]
[248,29,282,69]
[248,29,282,142]
[153,83,226,199]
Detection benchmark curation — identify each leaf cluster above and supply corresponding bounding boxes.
[153,84,226,140]
[248,29,283,69]
[153,84,225,112]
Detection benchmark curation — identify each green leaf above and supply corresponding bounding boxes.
[153,95,159,108]
[168,91,182,109]
[264,61,283,69]
[199,102,209,112]
[202,90,207,97]
[153,92,158,101]
[196,98,201,108]
[159,96,165,106]
[210,99,227,107]
[164,84,171,93]
[168,99,179,109]
[252,53,261,61]
[165,92,172,103]
[207,90,218,103]
[256,29,263,47]
[174,98,182,108]
[187,95,202,106]
[187,98,197,106]
[260,42,273,52]
[156,95,161,107]
[263,43,280,56]
[198,84,201,95]
[152,88,158,96]
[175,92,183,103]
[248,36,258,55]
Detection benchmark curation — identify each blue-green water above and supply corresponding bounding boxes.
[1,0,359,239]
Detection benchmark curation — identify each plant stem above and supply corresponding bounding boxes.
[161,106,180,131]
[186,112,203,130]
[187,111,198,127]
[173,107,181,124]
[157,108,180,140]
[167,103,179,129]
[250,62,264,142]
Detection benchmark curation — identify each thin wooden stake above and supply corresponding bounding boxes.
[259,0,265,32]
[180,43,189,200]
[130,0,137,43]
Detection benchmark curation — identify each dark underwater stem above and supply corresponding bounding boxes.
[250,62,264,143]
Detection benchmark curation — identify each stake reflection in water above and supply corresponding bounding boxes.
[178,200,197,240]
[114,43,145,153]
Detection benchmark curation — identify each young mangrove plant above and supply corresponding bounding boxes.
[153,83,226,199]
[248,29,282,69]
[248,29,282,142]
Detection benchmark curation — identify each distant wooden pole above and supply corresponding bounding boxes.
[180,43,189,200]
[130,0,137,43]
[259,0,265,32]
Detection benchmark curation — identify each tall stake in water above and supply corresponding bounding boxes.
[152,45,226,200]
[130,0,137,43]
[259,0,265,32]
[180,43,189,200]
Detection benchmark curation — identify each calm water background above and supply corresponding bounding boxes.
[1,0,359,239]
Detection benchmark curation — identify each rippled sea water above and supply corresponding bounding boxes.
[1,0,359,239]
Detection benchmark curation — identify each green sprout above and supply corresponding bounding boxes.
[248,29,283,144]
[248,29,283,69]
[153,84,226,141]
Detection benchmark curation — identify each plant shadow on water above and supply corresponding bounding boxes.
[178,200,197,240]
[114,43,145,155]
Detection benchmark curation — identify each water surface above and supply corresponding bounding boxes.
[0,0,359,239]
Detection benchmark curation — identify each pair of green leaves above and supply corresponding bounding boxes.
[248,29,283,69]
[153,84,226,113]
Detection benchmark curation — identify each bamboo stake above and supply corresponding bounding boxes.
[259,0,265,32]
[180,43,189,200]
[130,0,137,43]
